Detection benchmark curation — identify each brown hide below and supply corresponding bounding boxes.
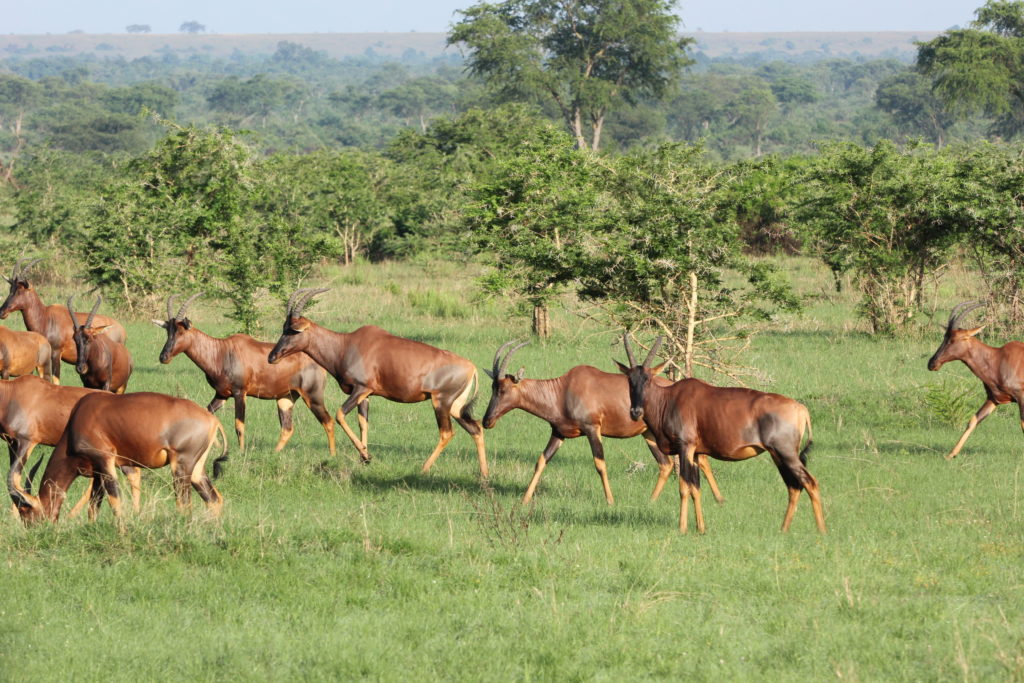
[0,326,50,379]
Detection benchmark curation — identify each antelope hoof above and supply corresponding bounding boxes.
[944,452,958,461]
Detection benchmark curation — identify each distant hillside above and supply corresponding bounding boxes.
[1,30,937,61]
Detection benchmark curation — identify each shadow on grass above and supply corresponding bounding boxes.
[343,468,525,497]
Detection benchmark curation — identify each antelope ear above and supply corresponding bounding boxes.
[613,359,630,374]
[967,325,986,337]
[482,368,495,380]
[650,361,668,376]
[290,318,310,332]
[92,325,111,335]
[513,367,525,383]
[151,319,168,329]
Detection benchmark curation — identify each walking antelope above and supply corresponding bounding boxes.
[68,295,132,393]
[482,341,723,505]
[617,336,824,534]
[928,301,1024,459]
[155,293,336,455]
[0,325,51,380]
[1,376,141,517]
[268,288,488,476]
[9,392,227,523]
[0,258,126,381]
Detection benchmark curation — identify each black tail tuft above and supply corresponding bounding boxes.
[799,439,813,466]
[213,455,229,480]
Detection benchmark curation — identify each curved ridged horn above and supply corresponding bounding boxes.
[175,292,203,321]
[947,301,984,331]
[293,288,329,317]
[166,294,179,321]
[66,294,79,330]
[643,336,664,368]
[13,257,43,282]
[84,295,102,329]
[623,333,637,367]
[490,340,520,378]
[285,288,314,317]
[494,340,529,379]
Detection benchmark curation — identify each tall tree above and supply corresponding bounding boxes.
[917,0,1024,138]
[448,0,692,151]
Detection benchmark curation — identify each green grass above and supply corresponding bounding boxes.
[3,258,1024,680]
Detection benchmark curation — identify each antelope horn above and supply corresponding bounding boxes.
[643,336,664,369]
[66,294,80,330]
[84,295,102,330]
[623,333,637,367]
[293,288,329,317]
[8,478,41,513]
[166,294,179,321]
[285,288,313,317]
[948,301,984,331]
[496,340,529,379]
[175,292,203,321]
[18,257,43,278]
[490,340,520,378]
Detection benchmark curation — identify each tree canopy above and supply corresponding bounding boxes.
[448,0,693,151]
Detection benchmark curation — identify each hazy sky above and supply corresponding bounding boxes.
[7,1,987,35]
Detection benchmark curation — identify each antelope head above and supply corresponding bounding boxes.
[615,334,666,421]
[482,340,529,428]
[0,257,43,319]
[68,294,109,375]
[268,288,328,364]
[153,293,203,364]
[928,302,986,371]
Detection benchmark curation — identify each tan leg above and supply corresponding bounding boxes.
[947,400,997,459]
[781,487,800,532]
[523,455,548,504]
[66,483,92,519]
[683,448,704,533]
[678,473,690,534]
[358,412,369,450]
[101,462,123,519]
[190,437,223,517]
[806,479,826,533]
[421,430,454,473]
[336,408,371,462]
[650,461,673,502]
[273,397,296,452]
[595,456,614,505]
[123,467,142,512]
[697,454,724,503]
[472,432,488,479]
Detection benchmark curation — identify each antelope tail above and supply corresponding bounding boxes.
[212,419,230,479]
[459,370,480,423]
[799,406,814,465]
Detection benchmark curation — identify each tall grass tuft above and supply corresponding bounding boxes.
[923,378,976,427]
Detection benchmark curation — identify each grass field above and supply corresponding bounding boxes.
[2,258,1024,680]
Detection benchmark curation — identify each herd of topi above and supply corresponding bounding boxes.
[0,260,1016,533]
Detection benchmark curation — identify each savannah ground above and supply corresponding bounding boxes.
[1,257,1023,680]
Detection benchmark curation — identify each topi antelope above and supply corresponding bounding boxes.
[268,288,488,476]
[617,335,824,534]
[10,392,227,523]
[0,325,51,381]
[928,301,1024,459]
[0,375,142,517]
[0,258,126,382]
[68,295,133,393]
[483,340,723,506]
[155,293,336,455]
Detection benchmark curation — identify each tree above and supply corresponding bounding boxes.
[917,0,1024,138]
[798,140,962,333]
[125,24,151,34]
[179,21,206,34]
[875,71,954,146]
[448,0,693,151]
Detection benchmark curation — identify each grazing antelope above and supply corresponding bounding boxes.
[68,295,132,393]
[617,336,824,534]
[928,301,1024,459]
[0,376,141,516]
[483,341,723,505]
[0,325,51,380]
[0,258,127,382]
[268,288,488,476]
[9,392,227,523]
[155,293,336,455]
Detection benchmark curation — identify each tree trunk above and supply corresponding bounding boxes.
[532,303,550,338]
[684,272,698,378]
